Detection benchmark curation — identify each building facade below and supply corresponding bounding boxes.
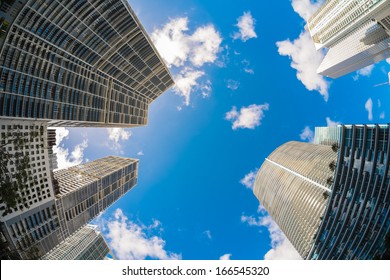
[309,124,390,260]
[54,156,138,242]
[0,119,60,259]
[307,0,390,78]
[254,141,337,258]
[0,151,138,259]
[0,0,173,127]
[41,224,110,260]
[254,124,390,259]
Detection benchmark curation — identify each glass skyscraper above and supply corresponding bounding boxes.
[0,0,173,127]
[254,124,390,259]
[307,0,390,78]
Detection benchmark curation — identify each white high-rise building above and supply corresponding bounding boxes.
[307,0,390,78]
[41,224,110,260]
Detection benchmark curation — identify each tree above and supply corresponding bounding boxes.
[322,191,330,200]
[331,143,339,153]
[326,176,334,186]
[329,160,336,172]
[0,124,42,216]
[0,231,42,260]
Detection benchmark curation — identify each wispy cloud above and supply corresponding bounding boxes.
[353,65,374,80]
[203,230,212,240]
[365,98,373,121]
[242,59,254,74]
[173,68,205,106]
[219,253,232,260]
[225,104,269,130]
[276,31,329,101]
[241,213,301,260]
[227,79,240,91]
[53,128,88,170]
[240,169,258,190]
[107,128,132,154]
[200,80,212,98]
[326,117,340,127]
[300,126,314,143]
[102,209,181,260]
[232,11,257,42]
[137,151,144,156]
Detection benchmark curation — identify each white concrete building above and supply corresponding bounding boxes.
[307,0,390,78]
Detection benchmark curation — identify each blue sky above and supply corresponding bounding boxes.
[53,0,390,260]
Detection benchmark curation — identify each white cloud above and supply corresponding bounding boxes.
[240,169,258,190]
[151,17,222,68]
[151,17,190,68]
[357,65,374,77]
[219,253,232,260]
[300,126,314,143]
[225,104,269,130]
[137,151,144,156]
[190,25,223,67]
[173,68,205,106]
[326,117,340,127]
[378,99,385,119]
[200,80,212,98]
[244,68,254,75]
[53,128,88,170]
[365,98,373,121]
[107,128,132,154]
[151,17,223,106]
[107,128,131,143]
[387,58,390,64]
[55,127,69,143]
[104,209,181,260]
[242,59,254,75]
[241,214,301,260]
[353,65,374,80]
[277,31,329,101]
[291,0,325,21]
[203,230,212,240]
[227,79,240,91]
[232,12,257,42]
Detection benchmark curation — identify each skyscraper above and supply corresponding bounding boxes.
[0,119,60,259]
[41,224,110,260]
[0,0,173,127]
[254,141,337,258]
[54,156,138,242]
[254,124,390,259]
[307,0,390,78]
[0,148,138,259]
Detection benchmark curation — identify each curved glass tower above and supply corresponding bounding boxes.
[254,141,337,258]
[254,125,390,260]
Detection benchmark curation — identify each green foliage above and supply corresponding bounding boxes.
[329,160,336,172]
[0,236,41,260]
[331,143,339,153]
[322,191,330,200]
[0,126,41,215]
[326,176,334,186]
